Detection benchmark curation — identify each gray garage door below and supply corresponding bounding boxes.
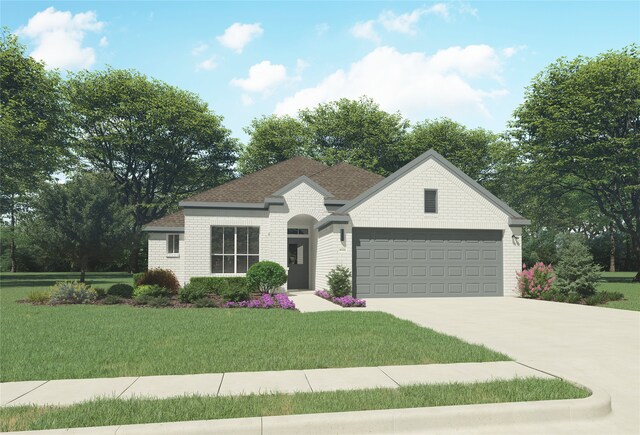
[353,228,503,298]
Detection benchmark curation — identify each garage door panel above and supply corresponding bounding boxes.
[354,228,502,298]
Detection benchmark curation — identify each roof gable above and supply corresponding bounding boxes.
[336,149,528,225]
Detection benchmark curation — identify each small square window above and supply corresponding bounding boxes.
[167,234,180,254]
[424,189,437,213]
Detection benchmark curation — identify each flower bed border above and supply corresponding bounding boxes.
[315,290,366,307]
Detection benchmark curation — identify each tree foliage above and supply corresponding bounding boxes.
[67,68,239,270]
[31,173,132,282]
[402,118,500,183]
[0,29,70,272]
[238,115,308,175]
[239,97,409,175]
[511,45,640,279]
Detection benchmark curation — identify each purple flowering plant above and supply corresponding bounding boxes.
[315,290,366,308]
[225,293,296,310]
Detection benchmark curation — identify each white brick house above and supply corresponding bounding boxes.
[144,150,529,297]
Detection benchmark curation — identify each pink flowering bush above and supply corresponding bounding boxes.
[315,290,366,307]
[517,262,556,298]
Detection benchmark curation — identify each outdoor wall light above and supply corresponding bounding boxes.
[512,234,520,245]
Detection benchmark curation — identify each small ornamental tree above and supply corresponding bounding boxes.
[327,265,352,297]
[555,238,601,297]
[246,261,287,294]
[516,262,555,298]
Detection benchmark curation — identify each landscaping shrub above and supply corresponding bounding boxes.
[93,287,107,299]
[565,292,581,304]
[134,295,170,307]
[225,293,295,309]
[108,283,134,298]
[245,261,287,294]
[178,282,210,303]
[327,265,352,297]
[26,290,50,304]
[194,297,217,308]
[555,237,601,297]
[133,284,170,299]
[219,281,250,302]
[188,277,250,302]
[102,295,123,305]
[516,262,555,298]
[133,272,145,288]
[585,291,624,306]
[136,269,180,294]
[49,281,97,304]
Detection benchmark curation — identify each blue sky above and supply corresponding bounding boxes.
[2,1,638,142]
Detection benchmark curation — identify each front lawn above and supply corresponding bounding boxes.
[597,272,640,311]
[0,272,509,382]
[0,378,588,432]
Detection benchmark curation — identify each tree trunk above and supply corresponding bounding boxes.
[128,237,141,273]
[80,268,86,283]
[633,236,640,283]
[609,225,616,272]
[10,196,17,273]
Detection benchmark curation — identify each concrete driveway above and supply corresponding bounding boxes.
[367,297,640,434]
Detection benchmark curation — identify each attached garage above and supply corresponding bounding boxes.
[353,228,503,298]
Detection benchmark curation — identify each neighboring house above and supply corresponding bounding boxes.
[143,150,529,297]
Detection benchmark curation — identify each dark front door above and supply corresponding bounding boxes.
[287,237,309,289]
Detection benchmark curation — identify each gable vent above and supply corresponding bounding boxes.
[424,189,437,213]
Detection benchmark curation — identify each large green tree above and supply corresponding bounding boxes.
[240,97,409,176]
[238,115,308,175]
[0,29,69,272]
[511,45,640,280]
[67,69,238,271]
[300,97,410,175]
[402,118,501,183]
[31,173,131,282]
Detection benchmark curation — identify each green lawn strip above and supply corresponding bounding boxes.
[0,272,509,382]
[597,272,640,312]
[0,378,589,432]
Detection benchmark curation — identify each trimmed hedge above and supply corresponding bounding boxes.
[189,277,250,302]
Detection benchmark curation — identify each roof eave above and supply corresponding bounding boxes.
[142,226,185,233]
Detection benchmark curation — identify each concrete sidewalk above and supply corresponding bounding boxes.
[0,361,553,408]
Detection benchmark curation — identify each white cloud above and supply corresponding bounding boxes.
[379,9,426,35]
[196,57,217,71]
[351,20,380,43]
[17,7,104,70]
[295,58,309,74]
[217,22,263,53]
[315,23,329,36]
[99,36,108,47]
[191,42,208,55]
[352,3,476,42]
[274,45,507,121]
[231,60,287,93]
[241,94,254,106]
[502,45,526,58]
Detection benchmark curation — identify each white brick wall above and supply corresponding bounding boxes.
[147,233,185,284]
[316,224,351,291]
[348,158,522,296]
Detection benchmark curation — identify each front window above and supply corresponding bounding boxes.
[211,226,259,273]
[167,234,180,254]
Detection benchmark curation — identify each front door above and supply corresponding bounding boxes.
[287,238,309,289]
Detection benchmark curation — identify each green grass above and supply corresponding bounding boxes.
[597,272,640,311]
[0,272,509,382]
[0,378,588,432]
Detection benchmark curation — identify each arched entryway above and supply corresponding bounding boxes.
[287,214,318,290]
